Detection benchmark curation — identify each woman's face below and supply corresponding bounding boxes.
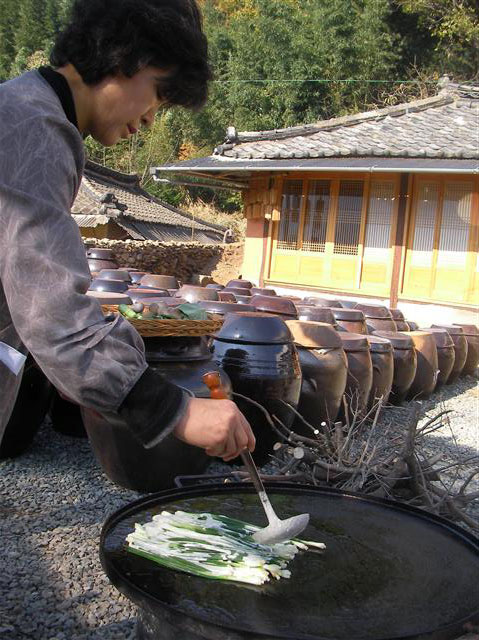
[86,66,169,146]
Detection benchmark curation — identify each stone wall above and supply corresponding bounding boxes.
[83,237,245,285]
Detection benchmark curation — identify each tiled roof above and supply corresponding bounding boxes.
[213,81,479,161]
[72,161,226,242]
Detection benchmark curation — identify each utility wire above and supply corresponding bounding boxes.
[213,78,439,83]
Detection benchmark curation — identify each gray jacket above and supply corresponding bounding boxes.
[0,71,185,445]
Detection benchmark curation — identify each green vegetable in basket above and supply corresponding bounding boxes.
[176,303,208,320]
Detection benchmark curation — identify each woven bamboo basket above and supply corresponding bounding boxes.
[101,305,223,337]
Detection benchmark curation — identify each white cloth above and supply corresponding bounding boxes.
[0,342,26,376]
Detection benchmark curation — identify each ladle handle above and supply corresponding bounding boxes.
[240,448,266,496]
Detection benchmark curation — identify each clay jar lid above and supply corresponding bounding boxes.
[223,287,252,296]
[140,274,179,289]
[367,335,393,353]
[295,305,336,325]
[205,284,225,290]
[285,320,342,349]
[98,269,132,282]
[215,312,292,345]
[431,324,465,336]
[339,300,359,309]
[371,330,414,349]
[250,287,277,296]
[218,291,237,302]
[355,303,393,319]
[418,327,454,348]
[303,297,343,307]
[250,294,298,318]
[332,308,366,322]
[389,308,406,321]
[198,301,255,315]
[86,248,115,260]
[406,320,419,331]
[453,323,479,336]
[89,278,129,293]
[177,285,219,303]
[129,271,147,284]
[225,279,253,289]
[127,288,169,301]
[86,291,132,305]
[338,332,370,352]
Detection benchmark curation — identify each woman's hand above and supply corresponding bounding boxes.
[173,397,255,461]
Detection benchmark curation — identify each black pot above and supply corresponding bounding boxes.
[0,356,54,459]
[81,337,232,492]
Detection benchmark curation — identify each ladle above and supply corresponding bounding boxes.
[202,372,310,545]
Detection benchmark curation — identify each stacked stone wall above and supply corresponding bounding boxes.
[83,237,244,285]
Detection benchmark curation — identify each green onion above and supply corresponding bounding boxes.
[126,510,325,585]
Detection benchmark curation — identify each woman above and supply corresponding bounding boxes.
[0,0,255,462]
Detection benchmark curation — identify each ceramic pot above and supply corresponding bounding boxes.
[98,269,132,282]
[176,285,219,303]
[224,287,252,297]
[218,291,237,302]
[0,356,54,459]
[295,305,337,327]
[86,247,115,260]
[332,308,368,335]
[129,271,147,284]
[366,336,394,410]
[81,337,231,492]
[87,258,119,274]
[338,333,373,422]
[418,328,455,388]
[250,295,298,319]
[431,325,468,383]
[211,312,302,465]
[402,331,439,399]
[389,308,406,321]
[89,278,129,294]
[395,320,411,331]
[198,301,256,315]
[127,288,169,301]
[339,301,359,309]
[303,297,343,308]
[286,321,348,431]
[355,304,398,333]
[140,274,179,289]
[205,284,225,291]
[50,390,86,438]
[86,291,133,305]
[250,288,277,296]
[225,279,253,289]
[372,331,417,404]
[453,324,479,376]
[406,320,419,331]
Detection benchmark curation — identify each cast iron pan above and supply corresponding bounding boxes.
[100,483,479,640]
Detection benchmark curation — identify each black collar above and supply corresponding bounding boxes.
[38,66,79,130]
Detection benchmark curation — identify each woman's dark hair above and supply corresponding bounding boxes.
[50,0,212,109]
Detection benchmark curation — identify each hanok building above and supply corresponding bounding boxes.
[152,79,479,324]
[72,160,227,244]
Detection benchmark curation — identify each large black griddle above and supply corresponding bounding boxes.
[100,483,479,640]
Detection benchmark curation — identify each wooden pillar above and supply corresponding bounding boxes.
[389,173,410,308]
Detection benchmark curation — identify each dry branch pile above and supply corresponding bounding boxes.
[233,393,479,533]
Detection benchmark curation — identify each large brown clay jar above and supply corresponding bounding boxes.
[285,321,348,431]
[372,331,417,404]
[366,336,394,410]
[401,331,439,399]
[250,295,298,319]
[177,285,219,302]
[303,297,343,308]
[295,305,337,327]
[250,287,277,296]
[141,274,179,289]
[226,279,253,289]
[338,333,373,422]
[453,324,479,376]
[355,304,398,333]
[333,308,368,334]
[418,328,455,388]
[431,325,468,383]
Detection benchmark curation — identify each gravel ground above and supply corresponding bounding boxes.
[0,375,478,640]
